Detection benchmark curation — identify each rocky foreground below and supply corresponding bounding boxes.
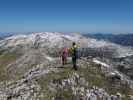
[0,53,133,100]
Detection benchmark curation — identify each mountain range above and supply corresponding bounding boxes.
[0,32,133,100]
[83,33,133,47]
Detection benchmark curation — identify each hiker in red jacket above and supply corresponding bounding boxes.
[62,47,68,65]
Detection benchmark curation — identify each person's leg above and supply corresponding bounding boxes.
[62,57,65,65]
[74,58,77,70]
[72,57,74,69]
[73,57,77,70]
[65,57,67,64]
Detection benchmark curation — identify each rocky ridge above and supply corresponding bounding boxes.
[0,32,133,100]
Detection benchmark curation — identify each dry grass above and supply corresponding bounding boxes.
[0,52,17,81]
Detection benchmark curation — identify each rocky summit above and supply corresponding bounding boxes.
[0,32,133,100]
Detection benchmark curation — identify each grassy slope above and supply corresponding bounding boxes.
[78,62,133,99]
[0,52,18,81]
[0,51,132,99]
[36,60,133,100]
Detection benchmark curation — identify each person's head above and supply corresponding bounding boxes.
[72,42,76,46]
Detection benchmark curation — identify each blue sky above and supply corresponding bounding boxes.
[0,0,133,33]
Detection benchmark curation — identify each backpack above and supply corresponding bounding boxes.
[77,48,81,59]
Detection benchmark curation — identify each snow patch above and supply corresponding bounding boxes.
[93,58,110,68]
[45,56,54,61]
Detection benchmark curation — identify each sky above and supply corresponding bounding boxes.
[0,0,133,33]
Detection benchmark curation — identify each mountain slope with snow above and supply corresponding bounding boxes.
[0,32,133,58]
[0,32,133,100]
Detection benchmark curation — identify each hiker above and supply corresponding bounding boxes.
[70,42,78,70]
[62,47,68,65]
